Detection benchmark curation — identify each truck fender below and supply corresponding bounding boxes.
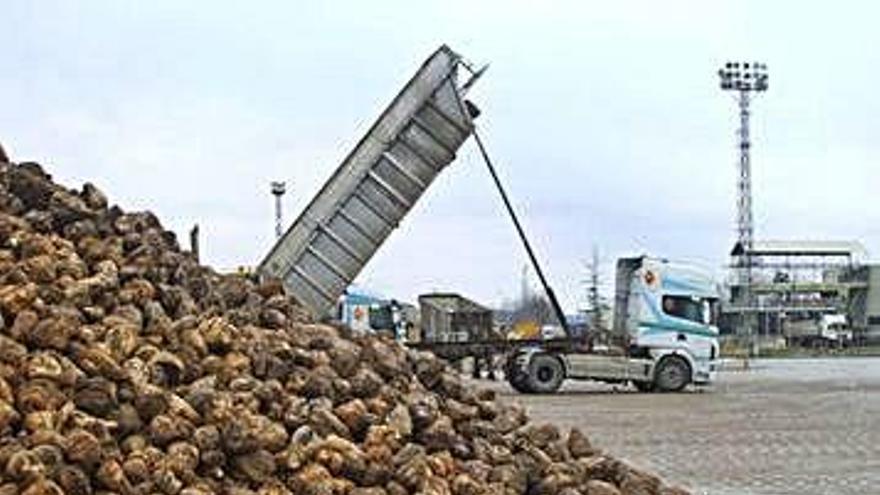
[650,349,695,381]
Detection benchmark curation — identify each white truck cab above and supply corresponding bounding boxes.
[506,256,721,393]
[615,256,721,389]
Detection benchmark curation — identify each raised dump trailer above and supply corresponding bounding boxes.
[258,45,480,315]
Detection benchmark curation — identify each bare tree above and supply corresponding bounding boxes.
[583,245,611,342]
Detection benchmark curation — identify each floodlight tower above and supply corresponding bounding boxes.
[718,61,768,339]
[270,181,286,239]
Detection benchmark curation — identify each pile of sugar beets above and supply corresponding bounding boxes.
[0,152,690,494]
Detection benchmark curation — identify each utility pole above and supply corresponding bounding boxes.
[189,224,200,263]
[271,181,286,239]
[718,61,768,354]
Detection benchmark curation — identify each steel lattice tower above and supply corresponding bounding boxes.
[736,90,754,260]
[718,62,768,296]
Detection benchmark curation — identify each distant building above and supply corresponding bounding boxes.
[855,263,880,342]
[724,240,872,341]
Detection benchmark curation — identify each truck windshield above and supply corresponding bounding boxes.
[368,306,394,331]
[662,295,717,325]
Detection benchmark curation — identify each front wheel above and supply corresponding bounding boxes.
[526,354,565,393]
[653,355,691,393]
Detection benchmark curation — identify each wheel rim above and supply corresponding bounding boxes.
[537,366,554,383]
[659,361,686,389]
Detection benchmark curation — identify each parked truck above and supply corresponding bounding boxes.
[336,287,415,341]
[503,257,720,393]
[783,313,852,347]
[257,45,719,393]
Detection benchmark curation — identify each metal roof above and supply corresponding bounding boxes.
[731,240,868,258]
[418,293,491,314]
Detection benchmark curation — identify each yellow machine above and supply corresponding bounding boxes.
[508,319,541,340]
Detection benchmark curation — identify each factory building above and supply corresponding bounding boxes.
[856,263,880,341]
[722,240,880,343]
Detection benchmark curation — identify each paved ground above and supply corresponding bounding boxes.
[479,358,880,495]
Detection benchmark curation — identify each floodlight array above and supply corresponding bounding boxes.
[719,62,768,92]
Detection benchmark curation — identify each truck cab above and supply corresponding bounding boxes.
[616,256,720,389]
[820,313,852,344]
[506,256,720,393]
[337,287,413,341]
[784,312,852,347]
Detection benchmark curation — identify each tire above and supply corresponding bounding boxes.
[508,373,532,393]
[505,353,533,393]
[653,355,691,393]
[526,354,565,393]
[632,380,655,393]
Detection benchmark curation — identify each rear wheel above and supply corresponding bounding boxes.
[653,355,691,392]
[526,354,565,393]
[508,373,532,393]
[505,353,533,393]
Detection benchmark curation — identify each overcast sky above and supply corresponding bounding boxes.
[4,1,880,312]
